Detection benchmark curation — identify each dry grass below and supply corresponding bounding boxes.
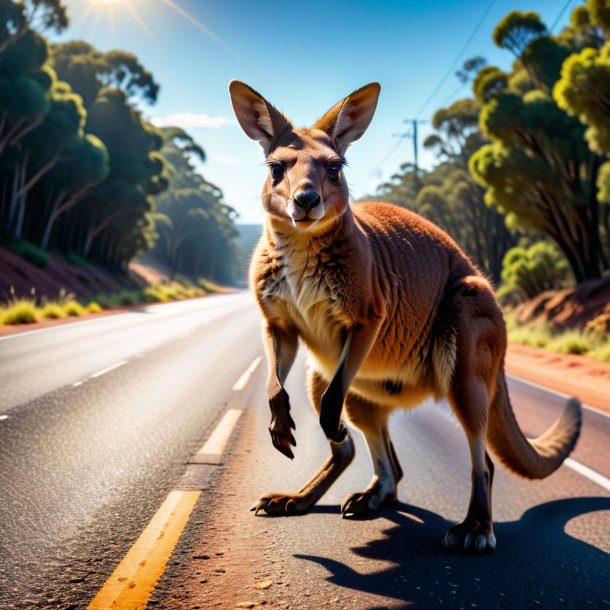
[1,279,223,326]
[505,312,610,363]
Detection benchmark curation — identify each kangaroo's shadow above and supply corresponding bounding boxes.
[296,497,610,610]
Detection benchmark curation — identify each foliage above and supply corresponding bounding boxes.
[62,299,86,316]
[1,297,39,324]
[7,239,49,267]
[505,312,610,361]
[0,0,240,283]
[374,87,518,284]
[0,279,222,325]
[554,42,610,155]
[149,127,240,284]
[40,301,65,319]
[498,241,571,303]
[470,7,610,283]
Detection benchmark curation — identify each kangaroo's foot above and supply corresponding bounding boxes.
[444,521,496,553]
[251,432,354,517]
[251,492,312,516]
[341,475,397,518]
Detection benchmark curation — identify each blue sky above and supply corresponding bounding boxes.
[56,0,577,223]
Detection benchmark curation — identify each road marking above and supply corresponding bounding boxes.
[72,381,84,387]
[564,458,610,492]
[90,360,128,379]
[506,373,610,420]
[0,415,8,421]
[87,490,200,610]
[232,356,262,391]
[190,409,243,464]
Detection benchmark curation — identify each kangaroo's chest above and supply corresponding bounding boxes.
[261,250,351,355]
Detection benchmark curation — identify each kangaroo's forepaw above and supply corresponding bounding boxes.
[341,489,396,518]
[250,493,310,516]
[443,522,496,553]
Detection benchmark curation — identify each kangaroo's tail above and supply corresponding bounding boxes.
[487,369,582,479]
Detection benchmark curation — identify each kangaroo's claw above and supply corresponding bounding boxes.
[443,522,496,553]
[341,489,396,518]
[250,493,309,516]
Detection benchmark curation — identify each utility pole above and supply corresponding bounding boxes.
[403,118,427,178]
[393,118,427,199]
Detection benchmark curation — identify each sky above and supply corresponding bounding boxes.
[55,0,577,224]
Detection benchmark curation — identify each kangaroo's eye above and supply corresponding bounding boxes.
[327,163,342,183]
[270,164,284,181]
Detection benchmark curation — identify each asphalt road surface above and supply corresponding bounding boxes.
[1,291,609,609]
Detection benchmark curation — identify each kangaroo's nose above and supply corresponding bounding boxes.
[294,188,321,211]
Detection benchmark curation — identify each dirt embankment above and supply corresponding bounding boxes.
[0,246,147,302]
[514,277,610,334]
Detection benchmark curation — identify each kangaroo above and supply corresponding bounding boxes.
[228,80,582,553]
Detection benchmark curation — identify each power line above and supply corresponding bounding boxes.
[414,0,496,119]
[550,0,575,33]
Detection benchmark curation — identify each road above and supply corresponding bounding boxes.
[1,291,609,609]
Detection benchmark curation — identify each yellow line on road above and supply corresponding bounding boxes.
[193,409,243,461]
[232,356,262,391]
[87,490,200,610]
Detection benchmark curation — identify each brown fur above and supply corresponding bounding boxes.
[229,80,582,553]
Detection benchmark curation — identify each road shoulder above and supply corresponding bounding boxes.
[505,343,610,412]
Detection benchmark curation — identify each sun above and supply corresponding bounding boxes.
[83,0,240,60]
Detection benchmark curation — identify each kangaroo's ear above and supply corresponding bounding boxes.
[229,80,292,154]
[313,82,380,154]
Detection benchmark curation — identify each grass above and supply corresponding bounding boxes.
[63,300,87,317]
[505,311,610,363]
[1,299,39,324]
[40,302,66,319]
[1,279,222,326]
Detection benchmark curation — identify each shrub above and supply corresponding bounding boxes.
[63,300,87,317]
[588,341,610,362]
[8,241,49,268]
[546,330,597,355]
[1,299,39,324]
[498,240,571,304]
[86,301,102,314]
[40,303,66,319]
[64,251,88,266]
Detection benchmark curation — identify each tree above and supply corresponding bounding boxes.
[52,42,159,109]
[374,91,518,284]
[498,240,571,303]
[149,127,240,283]
[470,9,609,283]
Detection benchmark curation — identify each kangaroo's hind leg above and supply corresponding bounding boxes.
[442,277,502,553]
[252,366,355,516]
[341,392,402,517]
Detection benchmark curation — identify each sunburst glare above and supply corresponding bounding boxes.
[85,0,236,56]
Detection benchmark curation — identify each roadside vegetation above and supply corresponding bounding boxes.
[0,280,224,326]
[505,312,610,363]
[0,0,240,283]
[366,0,610,363]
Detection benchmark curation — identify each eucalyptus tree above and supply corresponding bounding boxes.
[470,8,609,283]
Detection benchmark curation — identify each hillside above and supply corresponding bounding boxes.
[0,245,145,303]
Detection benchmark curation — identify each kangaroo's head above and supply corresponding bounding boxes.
[229,81,380,232]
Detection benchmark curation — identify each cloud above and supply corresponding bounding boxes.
[150,112,233,129]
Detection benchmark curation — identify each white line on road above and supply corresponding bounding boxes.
[232,356,262,391]
[72,381,84,387]
[0,415,8,421]
[90,360,128,379]
[506,374,610,419]
[564,458,610,492]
